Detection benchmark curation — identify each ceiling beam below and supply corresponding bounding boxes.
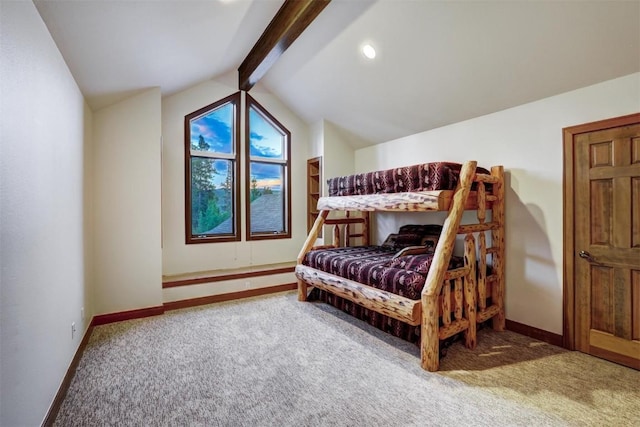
[238,0,331,92]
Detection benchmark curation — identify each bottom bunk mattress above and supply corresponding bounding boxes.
[302,245,464,300]
[301,245,465,344]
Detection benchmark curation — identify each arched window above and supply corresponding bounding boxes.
[184,92,241,243]
[245,94,291,240]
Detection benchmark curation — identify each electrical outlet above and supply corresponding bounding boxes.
[71,322,76,339]
[81,307,85,321]
[245,281,251,289]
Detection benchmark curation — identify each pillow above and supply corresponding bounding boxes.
[382,224,442,252]
[398,224,443,236]
[399,224,442,252]
[381,233,424,251]
[420,235,439,252]
[392,235,440,258]
[388,254,464,274]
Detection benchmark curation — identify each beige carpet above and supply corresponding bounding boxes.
[439,327,639,426]
[54,292,640,426]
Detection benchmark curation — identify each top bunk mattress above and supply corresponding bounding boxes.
[327,162,489,197]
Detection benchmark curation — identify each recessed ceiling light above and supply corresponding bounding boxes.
[362,44,376,59]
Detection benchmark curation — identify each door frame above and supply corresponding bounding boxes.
[562,112,640,350]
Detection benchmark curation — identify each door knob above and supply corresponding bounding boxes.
[578,250,597,263]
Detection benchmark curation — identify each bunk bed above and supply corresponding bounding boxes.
[295,161,505,371]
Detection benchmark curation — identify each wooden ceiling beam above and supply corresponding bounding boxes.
[238,0,331,92]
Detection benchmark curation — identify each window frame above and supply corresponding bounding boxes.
[184,92,241,244]
[244,93,292,241]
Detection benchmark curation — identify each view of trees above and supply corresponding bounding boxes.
[250,175,273,203]
[191,135,232,234]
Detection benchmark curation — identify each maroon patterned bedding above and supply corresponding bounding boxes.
[302,246,464,301]
[302,221,466,344]
[303,245,465,345]
[327,162,490,197]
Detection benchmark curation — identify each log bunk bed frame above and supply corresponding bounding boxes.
[295,161,505,371]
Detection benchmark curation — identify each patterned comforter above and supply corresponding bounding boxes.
[327,162,490,197]
[302,217,467,343]
[303,245,465,344]
[302,246,464,301]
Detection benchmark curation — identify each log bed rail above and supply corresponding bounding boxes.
[296,161,505,371]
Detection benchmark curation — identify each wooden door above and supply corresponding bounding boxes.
[564,113,640,369]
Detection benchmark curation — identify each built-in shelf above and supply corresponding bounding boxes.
[307,156,322,236]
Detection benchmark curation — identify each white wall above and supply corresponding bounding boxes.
[323,120,356,193]
[356,73,640,335]
[83,101,95,324]
[0,2,92,425]
[92,88,163,314]
[318,120,360,241]
[309,120,324,160]
[161,77,308,300]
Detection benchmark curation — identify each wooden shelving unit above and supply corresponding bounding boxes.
[307,157,322,236]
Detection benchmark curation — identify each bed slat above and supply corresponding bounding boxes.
[439,319,470,340]
[477,182,486,223]
[478,232,487,311]
[442,283,451,326]
[477,305,501,323]
[443,267,469,280]
[454,278,463,321]
[457,222,500,234]
[474,173,500,184]
[463,233,478,349]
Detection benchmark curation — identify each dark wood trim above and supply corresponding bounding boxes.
[324,218,365,225]
[562,112,640,135]
[562,126,576,350]
[92,306,165,326]
[238,0,331,91]
[505,319,564,348]
[41,323,94,427]
[184,92,242,245]
[562,112,640,350]
[590,345,640,370]
[245,93,292,241]
[164,283,297,311]
[307,156,323,236]
[163,265,295,288]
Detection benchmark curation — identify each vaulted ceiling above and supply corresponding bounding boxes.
[35,0,640,145]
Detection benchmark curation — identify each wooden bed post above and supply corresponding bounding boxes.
[464,233,478,349]
[421,161,477,371]
[421,291,440,371]
[332,223,340,247]
[297,210,330,301]
[490,166,505,331]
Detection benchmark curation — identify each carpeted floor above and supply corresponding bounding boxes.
[54,292,640,426]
